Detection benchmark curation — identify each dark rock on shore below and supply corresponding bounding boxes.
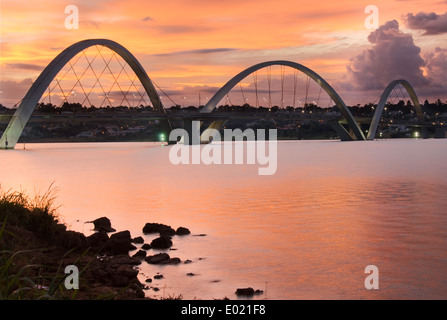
[161,257,181,265]
[235,287,255,296]
[91,217,116,232]
[110,230,131,241]
[102,230,137,255]
[175,227,191,235]
[54,230,88,250]
[132,250,147,259]
[145,253,170,264]
[141,243,152,250]
[87,230,109,249]
[150,236,173,249]
[132,236,144,244]
[235,287,264,296]
[142,223,175,236]
[153,274,164,280]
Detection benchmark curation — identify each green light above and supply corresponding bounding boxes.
[159,132,166,142]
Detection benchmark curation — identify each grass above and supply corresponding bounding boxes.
[0,184,61,242]
[0,185,77,299]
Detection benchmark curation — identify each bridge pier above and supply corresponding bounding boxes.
[182,119,201,145]
[421,127,429,139]
[329,122,354,141]
[435,127,446,139]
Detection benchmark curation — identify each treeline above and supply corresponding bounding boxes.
[1,99,447,117]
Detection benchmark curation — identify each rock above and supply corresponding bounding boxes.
[132,236,144,244]
[87,230,109,248]
[161,257,181,265]
[110,230,131,241]
[145,253,170,264]
[184,259,192,264]
[101,230,137,255]
[193,234,207,237]
[175,227,191,235]
[235,287,255,296]
[109,255,141,266]
[254,289,264,295]
[111,275,129,287]
[116,265,139,278]
[104,237,135,255]
[142,223,175,236]
[91,217,116,232]
[150,236,173,249]
[132,250,147,259]
[145,278,152,283]
[141,243,152,250]
[55,230,88,250]
[153,274,164,280]
[187,273,195,276]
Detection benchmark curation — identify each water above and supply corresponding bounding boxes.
[1,139,447,300]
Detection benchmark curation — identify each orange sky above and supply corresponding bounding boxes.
[1,0,446,107]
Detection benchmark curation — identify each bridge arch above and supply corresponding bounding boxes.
[201,60,365,141]
[0,39,165,149]
[367,79,423,140]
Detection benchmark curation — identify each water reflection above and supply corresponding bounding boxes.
[1,140,447,299]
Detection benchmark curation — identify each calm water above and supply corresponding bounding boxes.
[1,139,447,300]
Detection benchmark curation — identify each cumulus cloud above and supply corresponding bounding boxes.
[423,47,447,97]
[346,20,428,91]
[405,12,447,35]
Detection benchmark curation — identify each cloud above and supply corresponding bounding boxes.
[152,48,237,57]
[346,20,428,91]
[0,78,34,107]
[422,47,447,97]
[405,12,447,35]
[142,16,154,22]
[6,63,43,71]
[79,20,101,30]
[155,25,214,34]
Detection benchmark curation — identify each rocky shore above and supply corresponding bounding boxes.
[1,205,264,299]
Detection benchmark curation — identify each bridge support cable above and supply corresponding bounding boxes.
[267,66,272,109]
[293,69,299,109]
[252,72,259,108]
[305,75,310,106]
[239,84,246,105]
[281,66,286,108]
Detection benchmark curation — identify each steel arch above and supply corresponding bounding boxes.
[367,79,423,140]
[201,60,365,141]
[0,39,164,149]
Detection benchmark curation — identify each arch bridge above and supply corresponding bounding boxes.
[0,39,428,149]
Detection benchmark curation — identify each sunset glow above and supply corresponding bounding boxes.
[1,0,447,107]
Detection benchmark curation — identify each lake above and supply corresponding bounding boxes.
[1,139,447,299]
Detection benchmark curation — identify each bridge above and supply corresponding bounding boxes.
[0,39,441,149]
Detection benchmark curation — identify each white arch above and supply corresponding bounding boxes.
[367,79,423,140]
[0,39,165,149]
[201,60,365,141]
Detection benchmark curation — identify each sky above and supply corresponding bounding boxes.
[0,0,446,108]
